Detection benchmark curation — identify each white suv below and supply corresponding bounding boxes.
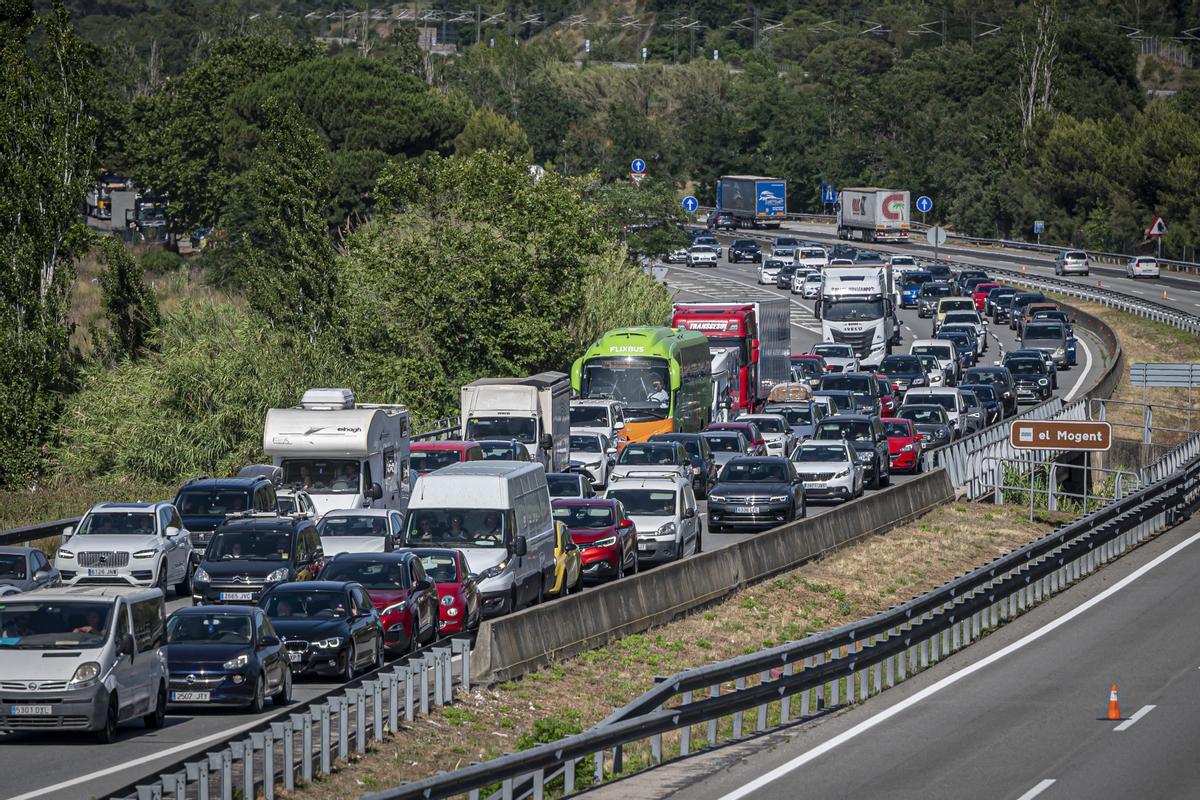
[56,502,195,596]
[605,475,700,566]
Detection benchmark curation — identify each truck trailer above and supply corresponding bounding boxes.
[461,372,571,472]
[716,175,788,229]
[836,188,911,243]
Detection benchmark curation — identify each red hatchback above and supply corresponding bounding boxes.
[551,498,638,583]
[705,421,768,455]
[318,552,439,655]
[402,548,483,635]
[972,283,1000,312]
[882,417,922,474]
[875,376,897,416]
[411,441,485,476]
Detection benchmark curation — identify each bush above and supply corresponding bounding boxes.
[139,249,184,273]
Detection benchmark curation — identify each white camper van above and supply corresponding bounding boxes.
[263,388,411,518]
[402,462,556,618]
[461,373,571,472]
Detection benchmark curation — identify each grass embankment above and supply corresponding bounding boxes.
[285,502,1071,799]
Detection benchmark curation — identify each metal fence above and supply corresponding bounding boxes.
[983,455,1141,517]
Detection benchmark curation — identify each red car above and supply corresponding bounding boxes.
[875,376,897,415]
[318,552,439,655]
[411,440,485,476]
[551,498,638,583]
[401,548,483,635]
[704,421,767,455]
[882,417,922,474]
[972,283,1000,312]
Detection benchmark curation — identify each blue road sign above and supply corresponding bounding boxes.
[1033,219,1045,235]
[682,195,699,213]
[821,184,837,204]
[916,195,933,213]
[631,159,646,174]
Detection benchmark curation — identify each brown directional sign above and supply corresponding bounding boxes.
[1009,420,1112,451]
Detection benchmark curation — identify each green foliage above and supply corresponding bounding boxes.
[139,249,185,273]
[516,709,582,750]
[591,178,688,260]
[96,237,161,361]
[454,107,533,161]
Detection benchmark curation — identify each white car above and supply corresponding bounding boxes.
[903,387,967,439]
[810,343,860,373]
[569,431,616,487]
[1055,250,1090,276]
[790,440,864,502]
[276,488,318,518]
[693,236,722,258]
[796,245,828,272]
[1126,256,1160,279]
[604,475,700,566]
[914,353,946,387]
[801,272,823,298]
[889,255,919,270]
[55,501,195,596]
[687,245,719,268]
[770,247,797,265]
[736,413,796,458]
[910,339,959,385]
[760,258,785,284]
[570,399,628,450]
[666,247,689,264]
[316,508,404,555]
[609,441,692,484]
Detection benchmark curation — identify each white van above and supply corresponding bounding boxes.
[910,339,960,385]
[0,586,168,742]
[903,387,967,439]
[401,462,556,618]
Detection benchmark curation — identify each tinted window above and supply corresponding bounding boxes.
[570,434,603,452]
[1023,323,1064,339]
[899,407,948,424]
[207,527,292,561]
[880,355,921,371]
[319,515,388,538]
[793,445,848,462]
[176,490,252,516]
[131,597,164,652]
[883,421,912,437]
[264,590,350,619]
[411,448,463,472]
[167,612,252,645]
[553,504,616,528]
[322,558,411,589]
[619,444,681,465]
[719,461,789,482]
[815,420,873,441]
[703,434,745,452]
[547,474,584,497]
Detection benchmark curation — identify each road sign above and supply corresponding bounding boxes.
[1009,420,1112,451]
[682,195,699,213]
[630,172,645,186]
[926,226,947,247]
[630,158,646,175]
[1147,216,1167,237]
[1033,220,1045,234]
[821,183,837,204]
[915,195,933,213]
[1130,362,1200,387]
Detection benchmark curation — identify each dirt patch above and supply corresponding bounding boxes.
[286,502,1069,799]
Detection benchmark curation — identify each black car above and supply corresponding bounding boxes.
[776,263,799,290]
[729,239,762,263]
[706,456,806,532]
[962,366,1017,417]
[814,389,857,415]
[878,354,930,397]
[811,414,891,489]
[1008,292,1046,330]
[854,250,885,265]
[649,432,718,498]
[260,581,385,679]
[164,605,291,711]
[819,372,882,399]
[829,243,857,260]
[174,476,280,556]
[954,270,989,294]
[1006,357,1053,404]
[959,383,1003,425]
[917,281,953,318]
[896,405,953,449]
[475,439,532,462]
[985,286,1018,317]
[546,472,595,499]
[193,516,323,605]
[926,264,953,282]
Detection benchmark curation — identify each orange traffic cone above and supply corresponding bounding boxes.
[1021,265,1027,274]
[1096,279,1103,288]
[1107,684,1121,720]
[1163,289,1170,300]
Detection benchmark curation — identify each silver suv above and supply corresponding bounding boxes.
[55,502,195,596]
[1054,250,1090,276]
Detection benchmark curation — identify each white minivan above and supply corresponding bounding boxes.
[0,586,168,742]
[402,462,556,618]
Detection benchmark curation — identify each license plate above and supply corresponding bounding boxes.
[170,691,210,702]
[87,568,119,577]
[10,705,51,716]
[637,543,654,552]
[289,652,303,663]
[220,592,254,601]
[803,482,825,489]
[734,506,761,514]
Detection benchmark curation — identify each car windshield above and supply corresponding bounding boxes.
[816,392,854,411]
[318,515,388,538]
[880,356,921,372]
[813,344,854,358]
[883,421,912,438]
[920,284,952,298]
[280,459,360,494]
[404,510,507,548]
[703,434,744,452]
[547,474,584,498]
[1065,251,1087,259]
[167,613,253,645]
[821,375,874,393]
[763,405,814,425]
[964,370,1004,385]
[1024,324,1064,339]
[618,445,680,465]
[691,246,717,254]
[654,437,700,457]
[570,406,609,427]
[902,273,932,287]
[322,558,414,589]
[912,345,952,359]
[939,333,969,346]
[732,240,756,248]
[176,490,251,517]
[0,554,26,580]
[75,511,156,536]
[720,461,789,482]
[0,601,115,649]
[743,417,786,433]
[791,360,821,377]
[606,489,676,516]
[1008,360,1044,375]
[264,590,349,619]
[940,301,974,313]
[793,445,847,463]
[944,313,979,325]
[580,356,671,419]
[553,504,615,529]
[800,249,825,259]
[411,448,463,473]
[900,407,947,424]
[569,435,602,452]
[465,417,537,444]
[207,528,292,561]
[479,442,522,460]
[908,394,956,411]
[1034,312,1068,323]
[815,420,873,441]
[821,298,885,321]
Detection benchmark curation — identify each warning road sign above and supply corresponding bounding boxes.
[1147,216,1167,237]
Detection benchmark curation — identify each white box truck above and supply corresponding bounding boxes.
[262,388,411,518]
[461,372,571,471]
[836,188,911,242]
[819,267,900,367]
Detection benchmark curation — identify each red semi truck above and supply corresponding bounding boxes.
[670,299,790,415]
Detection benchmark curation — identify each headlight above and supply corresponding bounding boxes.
[68,662,101,689]
[937,427,950,438]
[478,560,508,581]
[194,567,210,583]
[692,466,701,475]
[655,522,676,538]
[1038,378,1049,386]
[708,495,727,503]
[58,549,74,559]
[265,567,290,583]
[314,637,343,649]
[223,653,250,670]
[769,495,789,502]
[132,549,157,559]
[901,443,916,452]
[440,594,455,607]
[382,600,407,615]
[856,452,872,463]
[833,469,849,479]
[592,535,617,547]
[1053,348,1064,357]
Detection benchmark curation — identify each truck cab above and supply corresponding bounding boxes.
[461,373,571,472]
[819,267,899,367]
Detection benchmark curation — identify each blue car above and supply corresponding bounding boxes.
[164,605,292,711]
[899,271,933,308]
[936,330,976,369]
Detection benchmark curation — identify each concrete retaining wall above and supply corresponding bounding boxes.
[471,468,955,685]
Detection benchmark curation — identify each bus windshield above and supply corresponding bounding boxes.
[581,356,671,420]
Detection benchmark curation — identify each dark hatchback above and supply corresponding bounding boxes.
[1006,357,1054,403]
[649,432,718,498]
[193,517,323,605]
[164,605,291,711]
[174,476,279,556]
[260,581,385,680]
[729,239,762,263]
[547,472,595,499]
[707,457,806,532]
[1008,292,1047,330]
[959,383,1003,426]
[812,415,891,489]
[897,405,953,449]
[962,366,1017,417]
[878,354,930,397]
[319,552,440,652]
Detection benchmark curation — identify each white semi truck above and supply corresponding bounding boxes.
[836,188,911,242]
[461,372,571,471]
[819,267,900,367]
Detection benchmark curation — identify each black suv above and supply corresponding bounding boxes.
[175,477,279,555]
[649,433,718,498]
[1008,292,1046,331]
[812,414,891,489]
[729,239,762,263]
[707,456,806,532]
[193,515,323,605]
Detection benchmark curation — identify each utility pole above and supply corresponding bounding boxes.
[753,7,760,50]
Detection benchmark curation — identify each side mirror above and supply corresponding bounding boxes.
[514,536,528,557]
[118,633,135,657]
[164,526,180,537]
[619,519,634,529]
[613,421,626,430]
[415,578,433,591]
[606,447,617,456]
[61,525,74,544]
[540,434,554,450]
[682,507,697,519]
[366,482,383,501]
[260,635,280,648]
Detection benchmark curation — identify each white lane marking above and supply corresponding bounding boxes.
[1113,704,1156,731]
[1127,289,1144,295]
[1062,335,1093,403]
[1017,779,1057,799]
[715,528,1200,800]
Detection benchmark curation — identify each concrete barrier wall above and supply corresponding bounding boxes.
[471,468,955,684]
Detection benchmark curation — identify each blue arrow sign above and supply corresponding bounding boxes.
[630,158,646,174]
[682,195,699,213]
[822,184,837,204]
[916,195,933,213]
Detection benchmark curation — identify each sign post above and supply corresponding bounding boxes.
[926,225,947,262]
[1010,420,1112,520]
[1033,219,1045,245]
[1147,216,1167,261]
[915,195,932,225]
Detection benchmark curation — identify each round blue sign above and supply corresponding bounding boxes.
[916,195,933,213]
[682,195,699,213]
[630,159,647,174]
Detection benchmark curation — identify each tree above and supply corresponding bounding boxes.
[454,107,533,161]
[96,237,161,361]
[0,1,97,484]
[591,178,687,260]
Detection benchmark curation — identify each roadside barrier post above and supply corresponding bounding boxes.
[436,647,453,703]
[350,686,366,754]
[371,678,384,741]
[386,669,399,733]
[335,695,350,760]
[185,756,208,800]
[680,690,693,754]
[707,684,719,744]
[565,757,576,793]
[532,767,545,799]
[757,670,769,730]
[233,738,253,800]
[292,711,313,783]
[432,653,444,706]
[272,721,293,791]
[252,730,273,800]
[211,749,231,800]
[317,703,332,775]
[419,659,430,715]
[135,784,160,800]
[162,770,187,800]
[452,637,471,694]
[405,664,416,722]
[733,677,746,738]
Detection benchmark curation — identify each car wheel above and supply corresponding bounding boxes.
[155,561,168,595]
[869,461,882,490]
[615,554,625,580]
[272,666,293,706]
[174,560,192,597]
[342,644,357,682]
[880,464,891,487]
[695,521,703,553]
[144,682,166,729]
[375,634,385,667]
[96,693,119,743]
[407,614,421,655]
[248,673,266,714]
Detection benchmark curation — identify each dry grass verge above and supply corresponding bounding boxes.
[286,502,1071,799]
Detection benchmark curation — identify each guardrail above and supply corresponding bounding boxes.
[365,440,1200,799]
